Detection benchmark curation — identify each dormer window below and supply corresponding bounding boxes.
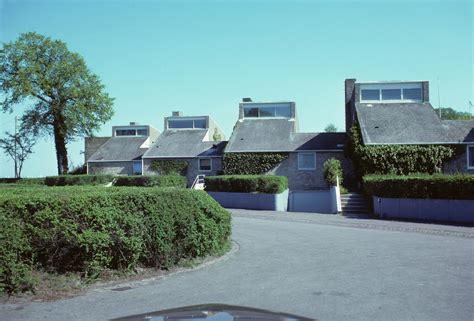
[359,82,422,103]
[115,127,148,137]
[168,117,207,129]
[243,103,292,119]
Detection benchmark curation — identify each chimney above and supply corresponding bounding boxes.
[129,122,138,125]
[345,79,356,133]
[172,111,182,117]
[242,98,252,102]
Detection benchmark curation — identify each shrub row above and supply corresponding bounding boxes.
[0,177,45,185]
[223,153,288,175]
[363,174,474,200]
[113,175,186,188]
[45,174,114,186]
[205,175,288,194]
[0,187,231,294]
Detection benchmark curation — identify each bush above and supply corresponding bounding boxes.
[68,164,87,175]
[114,175,186,188]
[323,158,343,186]
[223,153,288,175]
[0,177,45,185]
[45,174,114,186]
[149,160,188,175]
[0,186,231,293]
[205,175,288,194]
[363,174,474,200]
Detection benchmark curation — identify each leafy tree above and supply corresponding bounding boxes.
[0,32,114,174]
[0,128,36,178]
[433,107,473,120]
[324,123,337,132]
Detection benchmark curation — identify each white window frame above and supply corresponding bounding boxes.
[359,83,423,103]
[298,152,316,170]
[467,145,474,169]
[198,158,212,172]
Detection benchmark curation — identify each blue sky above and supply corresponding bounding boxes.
[0,0,472,177]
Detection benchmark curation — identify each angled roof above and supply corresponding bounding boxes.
[442,120,474,143]
[143,129,227,158]
[225,119,345,152]
[355,102,456,144]
[88,137,149,161]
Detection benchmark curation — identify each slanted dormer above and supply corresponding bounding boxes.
[163,111,225,141]
[356,81,429,104]
[238,100,296,120]
[112,122,159,140]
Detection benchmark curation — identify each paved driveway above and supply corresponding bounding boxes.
[1,210,473,321]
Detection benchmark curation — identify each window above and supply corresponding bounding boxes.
[468,146,474,169]
[361,89,380,101]
[403,88,422,101]
[382,89,401,100]
[136,129,148,136]
[243,103,292,119]
[199,158,212,171]
[168,118,207,129]
[359,83,423,102]
[132,161,142,175]
[116,129,136,136]
[298,152,316,170]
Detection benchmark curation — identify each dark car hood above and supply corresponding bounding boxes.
[111,304,315,321]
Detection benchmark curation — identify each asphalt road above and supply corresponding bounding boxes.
[1,210,473,321]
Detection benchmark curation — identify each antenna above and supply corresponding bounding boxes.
[469,101,473,118]
[437,77,441,119]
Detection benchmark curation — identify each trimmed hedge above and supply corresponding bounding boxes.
[223,153,288,175]
[363,174,474,200]
[45,174,114,186]
[0,178,45,185]
[149,160,188,176]
[205,175,288,194]
[113,175,186,188]
[0,187,231,294]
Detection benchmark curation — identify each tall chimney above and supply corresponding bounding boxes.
[345,79,356,133]
[242,98,252,102]
[172,111,182,117]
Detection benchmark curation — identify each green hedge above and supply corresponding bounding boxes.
[323,158,343,186]
[149,160,188,175]
[205,175,288,194]
[223,153,288,175]
[113,175,186,188]
[0,187,231,294]
[0,178,45,185]
[363,174,474,200]
[45,174,114,186]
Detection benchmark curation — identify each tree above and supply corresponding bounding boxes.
[324,123,338,132]
[433,107,473,120]
[0,32,114,174]
[0,128,36,178]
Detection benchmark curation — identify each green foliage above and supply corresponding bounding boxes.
[363,174,474,199]
[68,164,87,175]
[223,153,288,175]
[149,160,188,175]
[212,128,222,141]
[45,174,114,186]
[0,128,36,178]
[0,186,231,293]
[324,123,338,132]
[205,175,288,194]
[323,158,343,186]
[0,213,35,293]
[114,175,186,188]
[433,107,473,120]
[346,123,455,176]
[0,177,45,185]
[0,32,114,174]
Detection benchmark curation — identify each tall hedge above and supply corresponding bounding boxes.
[45,174,114,186]
[223,153,288,175]
[363,174,474,199]
[323,158,343,186]
[346,123,455,176]
[0,186,231,294]
[205,175,288,194]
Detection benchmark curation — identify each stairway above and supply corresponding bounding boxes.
[340,193,370,214]
[191,174,206,190]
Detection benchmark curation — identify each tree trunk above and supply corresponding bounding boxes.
[52,111,69,175]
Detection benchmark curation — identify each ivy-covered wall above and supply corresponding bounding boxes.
[223,153,288,175]
[346,122,456,176]
[149,160,188,175]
